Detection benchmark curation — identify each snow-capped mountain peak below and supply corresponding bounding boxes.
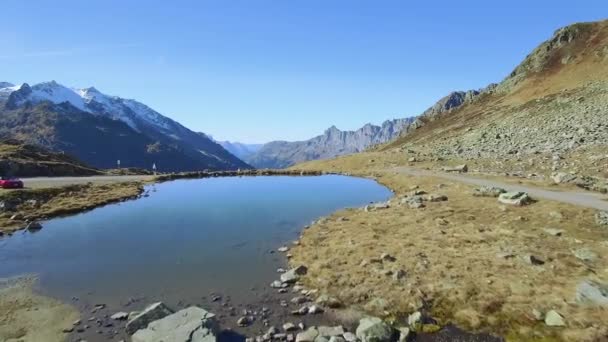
[2,80,176,133]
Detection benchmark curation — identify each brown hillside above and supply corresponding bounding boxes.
[381,20,608,181]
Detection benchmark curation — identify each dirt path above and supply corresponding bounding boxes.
[394,166,608,211]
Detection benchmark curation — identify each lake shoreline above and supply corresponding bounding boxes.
[0,169,327,234]
[0,172,387,342]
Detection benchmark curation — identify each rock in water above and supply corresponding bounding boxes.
[126,302,174,335]
[25,221,43,231]
[544,310,565,327]
[498,192,532,206]
[575,280,608,307]
[131,306,218,342]
[356,317,395,342]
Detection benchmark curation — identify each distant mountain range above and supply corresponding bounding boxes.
[245,118,415,169]
[217,141,263,160]
[0,81,251,172]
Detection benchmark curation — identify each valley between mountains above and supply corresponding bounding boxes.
[1,19,608,342]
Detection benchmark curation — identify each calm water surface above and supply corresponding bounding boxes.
[0,175,391,307]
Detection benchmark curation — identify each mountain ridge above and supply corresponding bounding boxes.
[246,118,415,169]
[0,81,251,171]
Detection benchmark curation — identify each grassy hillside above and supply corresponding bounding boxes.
[0,139,103,177]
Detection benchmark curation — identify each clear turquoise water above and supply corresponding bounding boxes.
[0,175,391,306]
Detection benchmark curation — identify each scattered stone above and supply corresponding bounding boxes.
[271,280,287,289]
[343,332,357,342]
[543,228,564,237]
[443,164,468,173]
[392,270,407,281]
[473,186,507,197]
[308,305,324,314]
[356,317,395,342]
[283,323,298,332]
[407,312,422,328]
[281,266,308,284]
[544,310,565,327]
[238,316,253,327]
[131,306,218,342]
[531,309,544,321]
[111,312,129,320]
[364,202,390,212]
[292,307,309,315]
[329,336,346,342]
[496,251,516,259]
[573,248,598,262]
[317,326,345,337]
[380,253,396,262]
[296,327,319,342]
[397,327,410,342]
[575,280,608,306]
[315,294,342,308]
[551,172,577,184]
[595,211,608,226]
[278,246,290,253]
[401,196,425,209]
[498,192,532,206]
[426,194,448,202]
[126,302,174,335]
[10,213,22,220]
[291,296,309,305]
[523,255,545,265]
[62,327,74,333]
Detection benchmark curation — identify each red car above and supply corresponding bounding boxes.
[0,177,24,189]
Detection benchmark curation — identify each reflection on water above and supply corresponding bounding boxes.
[0,175,391,306]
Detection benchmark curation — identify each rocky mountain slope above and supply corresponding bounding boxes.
[0,139,103,177]
[217,141,263,160]
[380,19,608,181]
[246,118,415,169]
[0,82,250,171]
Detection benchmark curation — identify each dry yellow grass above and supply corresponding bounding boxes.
[290,156,608,341]
[0,182,144,233]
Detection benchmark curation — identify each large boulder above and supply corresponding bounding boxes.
[498,192,532,206]
[356,317,395,342]
[126,302,174,335]
[575,280,608,307]
[131,306,218,342]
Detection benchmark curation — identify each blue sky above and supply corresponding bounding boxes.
[1,1,606,143]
